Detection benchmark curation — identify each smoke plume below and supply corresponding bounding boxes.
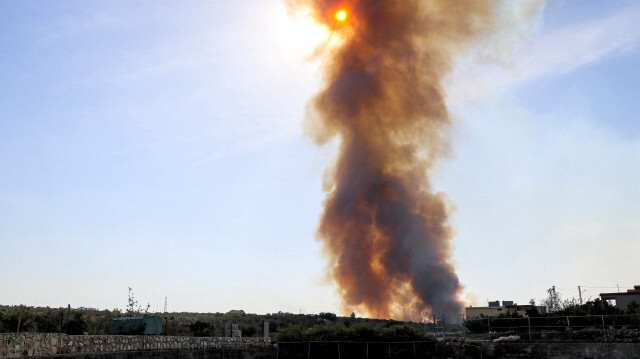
[293,0,539,320]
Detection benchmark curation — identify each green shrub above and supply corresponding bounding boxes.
[381,324,431,342]
[274,324,307,342]
[274,322,433,343]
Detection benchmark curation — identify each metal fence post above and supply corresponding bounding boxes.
[527,316,531,341]
[601,315,605,340]
[442,315,446,340]
[307,342,310,359]
[463,314,467,340]
[566,316,571,341]
[337,342,340,359]
[487,317,491,340]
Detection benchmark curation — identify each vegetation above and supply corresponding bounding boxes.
[0,304,426,340]
[273,322,434,343]
[65,313,88,335]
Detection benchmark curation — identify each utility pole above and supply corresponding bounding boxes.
[16,311,22,333]
[578,286,583,305]
[164,297,168,336]
[64,304,71,334]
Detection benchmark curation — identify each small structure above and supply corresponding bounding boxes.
[231,324,242,337]
[224,323,242,337]
[465,301,546,318]
[112,316,162,335]
[600,285,640,310]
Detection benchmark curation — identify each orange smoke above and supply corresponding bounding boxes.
[294,0,507,320]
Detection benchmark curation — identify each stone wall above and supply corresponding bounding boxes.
[468,341,640,359]
[0,333,271,358]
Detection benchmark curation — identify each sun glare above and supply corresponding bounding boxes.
[335,10,347,21]
[276,9,330,61]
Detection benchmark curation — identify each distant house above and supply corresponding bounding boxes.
[227,310,245,315]
[600,285,640,310]
[465,301,546,318]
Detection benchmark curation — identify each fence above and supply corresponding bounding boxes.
[276,341,459,359]
[464,314,640,342]
[422,314,466,340]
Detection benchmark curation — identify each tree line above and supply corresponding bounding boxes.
[0,304,425,341]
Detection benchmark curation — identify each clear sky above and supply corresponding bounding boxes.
[1,0,639,316]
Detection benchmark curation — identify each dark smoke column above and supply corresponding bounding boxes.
[296,0,499,320]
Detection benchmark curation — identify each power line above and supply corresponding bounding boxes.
[581,286,632,289]
[555,285,634,290]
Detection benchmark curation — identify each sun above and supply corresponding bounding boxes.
[335,10,347,21]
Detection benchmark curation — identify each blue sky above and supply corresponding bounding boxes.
[1,0,639,315]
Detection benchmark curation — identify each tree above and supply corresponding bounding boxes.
[318,312,337,321]
[2,305,34,333]
[542,286,562,313]
[34,310,60,333]
[124,287,150,317]
[625,301,640,315]
[66,313,87,335]
[0,308,5,332]
[525,299,540,317]
[189,320,210,337]
[126,287,138,316]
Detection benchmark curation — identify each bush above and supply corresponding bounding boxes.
[381,324,431,342]
[2,306,34,333]
[351,324,381,342]
[34,311,60,333]
[274,324,307,342]
[189,320,210,337]
[242,325,257,337]
[274,323,433,343]
[66,313,87,335]
[308,323,349,341]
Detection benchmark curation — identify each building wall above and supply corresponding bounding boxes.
[465,307,503,318]
[615,294,640,310]
[0,333,270,358]
[465,305,545,318]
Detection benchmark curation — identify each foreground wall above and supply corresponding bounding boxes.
[477,341,640,359]
[24,348,274,359]
[0,333,270,358]
[275,340,640,359]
